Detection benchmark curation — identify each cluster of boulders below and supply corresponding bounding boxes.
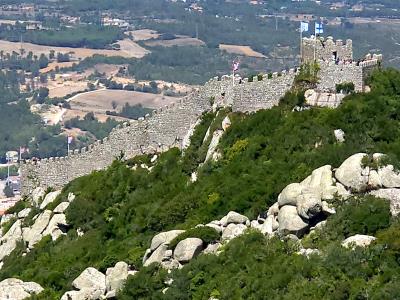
[0,278,43,300]
[144,152,400,270]
[61,262,137,300]
[142,211,251,269]
[0,188,74,264]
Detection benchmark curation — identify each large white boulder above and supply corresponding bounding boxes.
[223,211,249,225]
[335,153,369,192]
[296,192,322,219]
[150,230,185,251]
[42,213,67,241]
[378,165,400,188]
[342,234,376,249]
[221,223,247,241]
[370,189,400,216]
[205,130,224,162]
[106,262,128,292]
[53,202,70,214]
[173,238,204,263]
[23,210,52,248]
[17,208,31,219]
[143,244,168,267]
[334,129,345,143]
[301,165,337,200]
[0,278,43,300]
[0,220,22,261]
[39,190,61,210]
[72,267,106,296]
[222,116,231,131]
[278,205,308,237]
[277,183,302,207]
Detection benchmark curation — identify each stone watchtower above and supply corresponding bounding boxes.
[301,36,353,63]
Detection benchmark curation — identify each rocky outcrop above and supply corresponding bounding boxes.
[72,267,106,297]
[143,211,251,269]
[62,263,136,300]
[0,278,43,300]
[150,230,185,251]
[342,235,376,249]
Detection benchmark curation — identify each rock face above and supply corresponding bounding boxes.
[39,190,61,210]
[334,129,345,143]
[0,278,43,300]
[72,267,106,296]
[144,244,169,267]
[335,153,368,191]
[342,235,376,249]
[150,230,185,251]
[0,220,22,261]
[174,238,203,263]
[278,205,308,237]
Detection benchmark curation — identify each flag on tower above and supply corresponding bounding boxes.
[300,22,309,33]
[315,22,324,35]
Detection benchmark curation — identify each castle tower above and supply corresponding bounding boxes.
[301,36,353,63]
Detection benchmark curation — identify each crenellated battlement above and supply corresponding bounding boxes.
[302,36,353,64]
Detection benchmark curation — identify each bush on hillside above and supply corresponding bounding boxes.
[168,226,220,250]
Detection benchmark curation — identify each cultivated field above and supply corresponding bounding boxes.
[144,36,205,47]
[128,29,160,41]
[0,38,149,59]
[219,44,265,58]
[66,89,180,119]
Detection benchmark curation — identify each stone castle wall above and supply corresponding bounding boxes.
[20,48,381,194]
[20,70,297,194]
[317,55,382,93]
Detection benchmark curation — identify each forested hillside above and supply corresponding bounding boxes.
[1,68,400,298]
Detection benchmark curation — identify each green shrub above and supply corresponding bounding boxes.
[1,217,17,234]
[169,227,220,249]
[6,200,28,215]
[303,196,391,249]
[336,82,355,94]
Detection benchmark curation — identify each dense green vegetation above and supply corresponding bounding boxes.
[0,68,400,297]
[0,24,123,49]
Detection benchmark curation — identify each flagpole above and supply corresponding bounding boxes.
[300,24,303,65]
